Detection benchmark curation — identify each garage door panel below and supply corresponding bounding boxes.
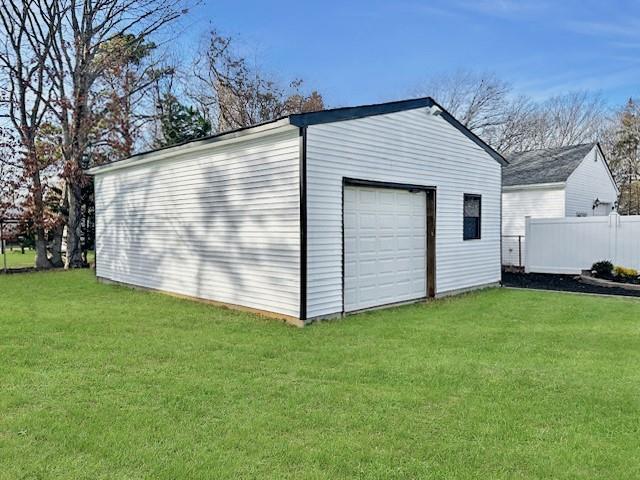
[397,236,414,250]
[394,257,413,271]
[379,236,396,251]
[359,214,377,228]
[344,212,357,228]
[359,285,381,302]
[344,185,427,312]
[344,237,358,251]
[397,214,414,228]
[412,215,426,228]
[344,259,358,278]
[378,258,396,273]
[359,238,377,253]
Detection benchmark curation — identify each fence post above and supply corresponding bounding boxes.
[0,220,6,273]
[518,235,522,268]
[609,212,619,264]
[524,217,531,273]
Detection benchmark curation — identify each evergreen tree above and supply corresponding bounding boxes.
[158,94,212,147]
[612,99,640,214]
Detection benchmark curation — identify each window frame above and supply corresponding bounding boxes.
[463,194,482,241]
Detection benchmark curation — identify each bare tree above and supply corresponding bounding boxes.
[0,130,23,252]
[44,0,190,268]
[92,34,172,160]
[189,30,324,132]
[0,0,61,268]
[414,70,608,154]
[535,92,607,149]
[416,70,511,131]
[0,127,22,221]
[413,70,536,153]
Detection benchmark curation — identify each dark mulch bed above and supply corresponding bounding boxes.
[502,271,640,298]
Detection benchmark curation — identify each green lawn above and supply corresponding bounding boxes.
[1,271,639,479]
[1,249,95,269]
[1,249,37,269]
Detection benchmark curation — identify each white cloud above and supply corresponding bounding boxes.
[452,0,549,17]
[515,64,639,100]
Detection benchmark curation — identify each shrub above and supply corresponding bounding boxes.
[591,260,613,278]
[613,265,639,280]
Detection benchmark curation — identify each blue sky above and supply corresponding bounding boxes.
[180,0,640,107]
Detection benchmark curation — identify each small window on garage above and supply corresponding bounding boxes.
[463,194,481,240]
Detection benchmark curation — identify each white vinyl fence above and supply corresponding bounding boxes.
[525,213,640,274]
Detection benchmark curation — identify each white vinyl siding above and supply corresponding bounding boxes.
[305,108,502,319]
[502,187,565,237]
[94,127,301,317]
[565,147,618,217]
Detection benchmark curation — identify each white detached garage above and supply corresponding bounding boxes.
[88,98,506,326]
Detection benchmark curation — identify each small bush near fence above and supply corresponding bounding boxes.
[591,260,613,278]
[591,260,640,284]
[613,266,639,281]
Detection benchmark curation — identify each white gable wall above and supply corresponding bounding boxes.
[502,187,565,236]
[565,146,618,217]
[305,108,502,319]
[94,126,302,318]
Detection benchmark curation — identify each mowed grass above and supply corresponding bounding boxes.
[1,271,639,479]
[1,249,37,269]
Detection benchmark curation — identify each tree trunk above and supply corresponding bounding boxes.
[31,171,53,270]
[49,222,65,267]
[50,183,68,268]
[65,180,87,268]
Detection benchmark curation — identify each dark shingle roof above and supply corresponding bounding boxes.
[503,143,596,187]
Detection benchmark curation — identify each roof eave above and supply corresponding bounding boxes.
[594,142,620,195]
[502,181,566,191]
[86,119,295,175]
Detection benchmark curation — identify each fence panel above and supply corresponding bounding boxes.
[525,213,640,274]
[613,216,640,268]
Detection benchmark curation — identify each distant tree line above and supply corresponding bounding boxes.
[414,70,640,214]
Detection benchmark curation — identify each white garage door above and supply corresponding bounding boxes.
[344,185,427,312]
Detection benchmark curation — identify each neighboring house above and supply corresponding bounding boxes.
[502,143,619,266]
[88,97,506,326]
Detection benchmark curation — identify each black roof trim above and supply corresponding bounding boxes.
[594,142,620,194]
[289,97,432,127]
[430,98,507,166]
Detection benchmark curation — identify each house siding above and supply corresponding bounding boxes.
[94,127,301,317]
[502,187,566,237]
[565,147,618,217]
[305,108,502,319]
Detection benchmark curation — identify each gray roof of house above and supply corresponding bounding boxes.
[503,143,596,187]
